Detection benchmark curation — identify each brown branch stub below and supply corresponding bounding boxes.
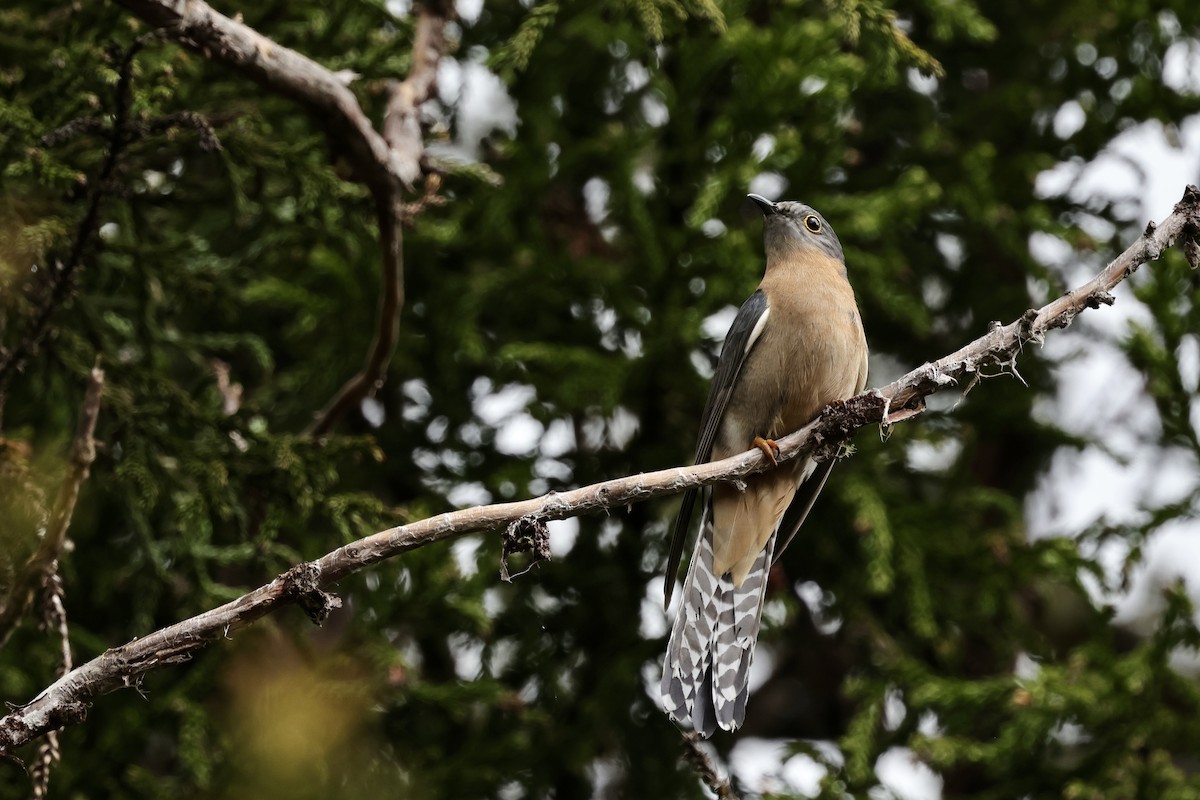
[500,516,552,582]
[279,562,342,625]
[2,187,1199,755]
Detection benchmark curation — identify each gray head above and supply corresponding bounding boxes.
[747,194,845,264]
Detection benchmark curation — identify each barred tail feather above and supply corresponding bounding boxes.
[661,509,777,736]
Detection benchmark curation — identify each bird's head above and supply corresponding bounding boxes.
[747,193,845,265]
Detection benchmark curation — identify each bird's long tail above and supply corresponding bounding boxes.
[661,507,776,737]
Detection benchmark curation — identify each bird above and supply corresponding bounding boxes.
[660,193,868,736]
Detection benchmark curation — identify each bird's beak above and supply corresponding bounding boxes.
[747,194,777,215]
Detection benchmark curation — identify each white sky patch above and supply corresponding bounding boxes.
[456,0,483,25]
[632,162,656,195]
[488,637,518,676]
[1112,521,1200,641]
[447,481,491,508]
[640,579,669,639]
[433,58,518,161]
[495,413,544,456]
[483,587,506,618]
[640,92,670,127]
[547,518,579,557]
[1035,115,1200,220]
[402,378,433,422]
[781,752,829,797]
[702,305,738,342]
[1178,334,1200,392]
[749,171,788,201]
[452,537,482,578]
[1163,39,1200,95]
[1053,99,1086,139]
[1014,652,1041,681]
[875,747,943,800]
[540,418,576,457]
[624,60,650,91]
[689,349,714,379]
[583,177,610,224]
[935,233,964,269]
[731,738,843,797]
[752,134,776,162]
[729,739,794,796]
[448,631,485,680]
[474,382,536,425]
[884,687,907,731]
[534,456,571,482]
[921,275,949,310]
[747,646,775,693]
[1027,231,1075,269]
[587,756,624,799]
[1026,325,1199,539]
[608,406,640,449]
[907,67,939,96]
[360,396,386,428]
[800,76,827,95]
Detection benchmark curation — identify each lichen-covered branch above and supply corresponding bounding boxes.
[1,186,1197,755]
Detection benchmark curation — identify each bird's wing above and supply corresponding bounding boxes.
[664,289,770,606]
[772,459,835,563]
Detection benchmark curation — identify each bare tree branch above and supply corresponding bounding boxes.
[1,187,1197,755]
[0,364,104,649]
[108,0,451,437]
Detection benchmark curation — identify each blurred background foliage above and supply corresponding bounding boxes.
[2,0,1200,797]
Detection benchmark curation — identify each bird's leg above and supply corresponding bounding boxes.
[751,435,780,466]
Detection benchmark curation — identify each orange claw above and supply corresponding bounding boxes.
[752,436,780,466]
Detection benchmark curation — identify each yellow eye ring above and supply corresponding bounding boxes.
[803,214,822,233]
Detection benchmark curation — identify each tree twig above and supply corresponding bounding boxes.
[0,364,104,649]
[1,187,1197,755]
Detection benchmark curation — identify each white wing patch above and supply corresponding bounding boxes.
[743,308,770,355]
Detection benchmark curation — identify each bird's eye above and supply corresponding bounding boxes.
[803,215,822,233]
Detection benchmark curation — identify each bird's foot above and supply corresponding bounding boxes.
[752,436,780,466]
